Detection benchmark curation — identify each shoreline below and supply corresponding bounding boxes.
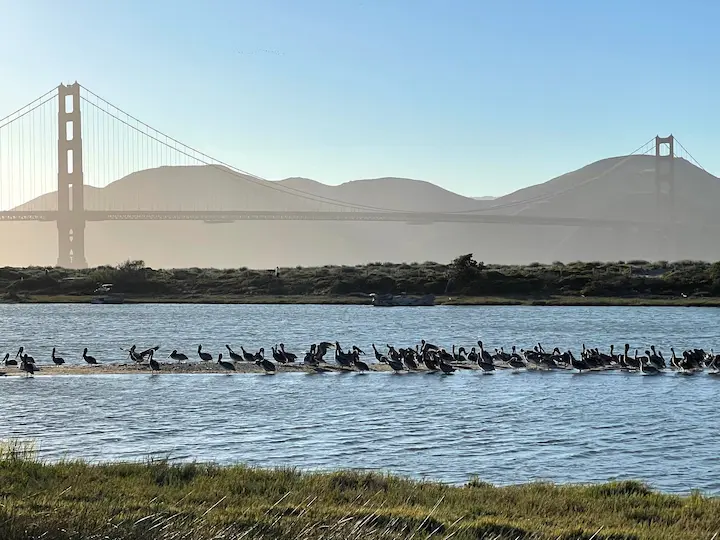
[0,452,717,539]
[6,293,720,307]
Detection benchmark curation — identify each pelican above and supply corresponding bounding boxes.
[51,348,65,365]
[16,347,34,364]
[197,345,212,362]
[4,353,17,366]
[271,346,286,363]
[83,348,98,365]
[256,357,276,373]
[240,346,255,362]
[218,353,235,372]
[148,350,160,372]
[169,350,188,361]
[352,351,371,372]
[637,350,659,375]
[225,345,243,362]
[20,355,35,377]
[279,343,297,362]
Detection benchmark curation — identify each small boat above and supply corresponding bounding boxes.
[371,293,435,307]
[90,282,125,304]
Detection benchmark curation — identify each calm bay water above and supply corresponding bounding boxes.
[1,303,719,494]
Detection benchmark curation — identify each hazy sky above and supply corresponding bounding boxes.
[0,0,718,198]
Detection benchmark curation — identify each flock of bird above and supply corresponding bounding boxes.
[4,340,720,377]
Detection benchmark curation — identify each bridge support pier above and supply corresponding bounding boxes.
[56,83,87,268]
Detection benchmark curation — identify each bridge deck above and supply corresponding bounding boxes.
[0,209,714,229]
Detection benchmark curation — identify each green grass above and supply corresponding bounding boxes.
[0,441,718,539]
[4,256,720,306]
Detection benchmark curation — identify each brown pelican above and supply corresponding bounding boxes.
[20,355,35,377]
[83,348,98,365]
[334,342,354,368]
[16,347,34,364]
[51,348,65,365]
[437,356,456,374]
[279,343,297,362]
[218,353,235,372]
[225,345,243,362]
[569,350,591,373]
[271,346,286,363]
[148,350,160,372]
[256,356,276,373]
[352,351,370,372]
[197,345,212,362]
[127,345,143,363]
[637,349,659,375]
[372,344,388,363]
[4,353,17,366]
[240,346,255,362]
[169,350,188,361]
[476,341,495,372]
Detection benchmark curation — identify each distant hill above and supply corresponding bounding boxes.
[16,167,488,213]
[3,156,720,268]
[487,156,720,225]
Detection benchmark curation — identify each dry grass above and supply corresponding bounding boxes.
[0,441,718,539]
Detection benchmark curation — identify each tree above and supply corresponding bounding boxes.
[449,254,484,285]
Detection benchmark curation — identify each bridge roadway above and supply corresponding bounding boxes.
[0,209,715,229]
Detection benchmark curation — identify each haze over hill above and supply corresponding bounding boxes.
[4,155,720,268]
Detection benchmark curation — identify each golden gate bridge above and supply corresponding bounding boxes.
[0,82,708,268]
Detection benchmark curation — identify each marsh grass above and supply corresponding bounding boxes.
[0,442,717,539]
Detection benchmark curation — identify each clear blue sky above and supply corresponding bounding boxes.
[0,0,718,198]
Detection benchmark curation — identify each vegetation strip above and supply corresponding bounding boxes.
[0,442,718,539]
[3,256,720,305]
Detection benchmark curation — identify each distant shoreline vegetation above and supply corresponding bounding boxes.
[2,255,720,305]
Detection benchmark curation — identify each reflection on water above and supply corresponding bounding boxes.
[1,304,719,494]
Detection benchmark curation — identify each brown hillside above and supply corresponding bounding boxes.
[16,167,488,213]
[488,156,720,225]
[3,157,720,268]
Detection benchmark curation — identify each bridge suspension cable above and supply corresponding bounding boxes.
[0,88,59,211]
[445,136,660,215]
[673,137,705,171]
[78,85,417,214]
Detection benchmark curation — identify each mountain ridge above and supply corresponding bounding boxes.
[4,154,720,268]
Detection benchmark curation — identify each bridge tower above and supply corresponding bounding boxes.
[654,135,677,260]
[655,135,675,207]
[56,83,87,268]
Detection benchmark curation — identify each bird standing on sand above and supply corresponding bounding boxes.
[16,347,34,364]
[83,348,98,365]
[148,350,160,372]
[218,353,236,372]
[52,348,65,365]
[197,345,212,361]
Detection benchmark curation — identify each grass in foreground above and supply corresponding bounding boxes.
[0,442,718,540]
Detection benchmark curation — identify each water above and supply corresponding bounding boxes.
[1,303,719,494]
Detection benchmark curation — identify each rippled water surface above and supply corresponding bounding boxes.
[1,303,719,494]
